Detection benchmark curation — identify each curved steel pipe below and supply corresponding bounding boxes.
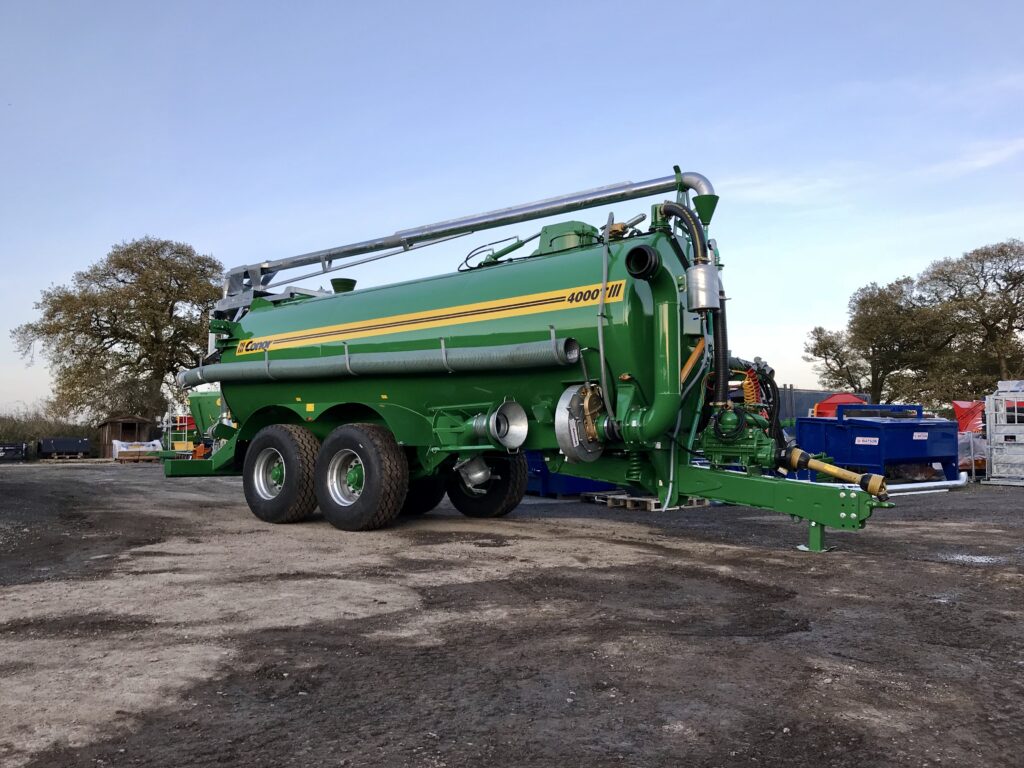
[885,472,969,494]
[178,337,580,388]
[226,171,717,290]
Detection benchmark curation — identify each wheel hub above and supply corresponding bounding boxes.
[327,449,364,507]
[346,462,364,491]
[253,447,286,500]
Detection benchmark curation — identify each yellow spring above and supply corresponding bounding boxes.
[742,371,760,405]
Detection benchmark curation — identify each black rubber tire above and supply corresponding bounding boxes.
[446,453,527,518]
[400,473,449,516]
[242,424,319,524]
[315,423,408,531]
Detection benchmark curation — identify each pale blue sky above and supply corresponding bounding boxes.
[2,1,1023,408]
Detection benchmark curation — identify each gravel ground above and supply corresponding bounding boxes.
[0,462,1022,767]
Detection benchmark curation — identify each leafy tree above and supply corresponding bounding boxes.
[916,239,1024,384]
[804,278,950,404]
[12,238,222,421]
[805,239,1024,406]
[908,339,1002,404]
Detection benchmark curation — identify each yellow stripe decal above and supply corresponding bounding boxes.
[236,280,627,355]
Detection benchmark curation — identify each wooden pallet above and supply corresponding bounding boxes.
[116,452,160,464]
[580,491,630,507]
[677,496,711,508]
[579,492,710,511]
[524,490,587,500]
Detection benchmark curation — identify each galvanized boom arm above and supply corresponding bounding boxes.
[219,171,717,313]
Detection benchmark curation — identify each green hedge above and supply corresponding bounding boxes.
[0,407,98,456]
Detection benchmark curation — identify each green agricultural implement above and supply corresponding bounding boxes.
[167,167,892,550]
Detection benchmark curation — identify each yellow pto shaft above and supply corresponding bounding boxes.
[785,447,889,501]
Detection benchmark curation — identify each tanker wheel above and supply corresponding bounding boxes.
[242,424,319,524]
[400,473,449,517]
[315,423,409,531]
[446,453,527,518]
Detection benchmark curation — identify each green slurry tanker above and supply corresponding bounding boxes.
[168,167,892,551]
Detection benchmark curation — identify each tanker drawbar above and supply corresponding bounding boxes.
[167,167,893,551]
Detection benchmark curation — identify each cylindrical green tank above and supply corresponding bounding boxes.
[168,169,892,550]
[200,229,680,448]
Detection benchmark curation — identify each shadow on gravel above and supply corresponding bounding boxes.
[23,564,830,768]
[0,472,194,587]
[0,612,156,638]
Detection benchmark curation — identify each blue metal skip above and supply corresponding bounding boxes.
[796,404,959,481]
[525,451,618,497]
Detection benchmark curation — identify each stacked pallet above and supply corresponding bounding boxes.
[115,451,160,464]
[579,491,709,512]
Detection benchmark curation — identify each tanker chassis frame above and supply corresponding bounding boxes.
[168,168,892,551]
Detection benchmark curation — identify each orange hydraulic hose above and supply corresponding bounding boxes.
[680,338,706,384]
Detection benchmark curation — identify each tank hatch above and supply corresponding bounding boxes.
[533,221,599,256]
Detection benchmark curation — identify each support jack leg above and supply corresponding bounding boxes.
[797,521,834,553]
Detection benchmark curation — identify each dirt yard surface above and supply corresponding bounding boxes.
[0,463,1021,767]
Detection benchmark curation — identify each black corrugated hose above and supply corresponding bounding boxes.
[660,201,709,264]
[711,289,729,403]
